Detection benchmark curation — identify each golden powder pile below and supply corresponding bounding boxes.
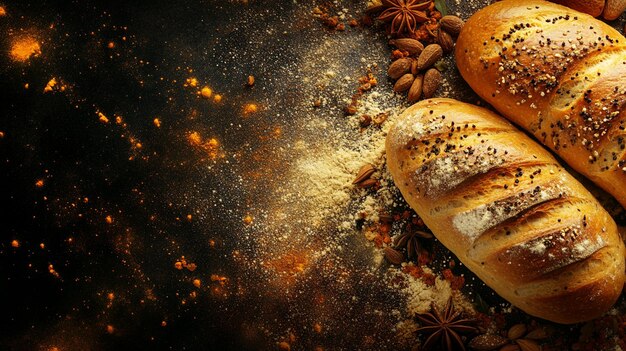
[10,36,41,61]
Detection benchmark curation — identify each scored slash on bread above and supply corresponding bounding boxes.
[455,0,626,209]
[385,98,625,324]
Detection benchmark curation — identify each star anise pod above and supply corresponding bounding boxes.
[416,298,477,351]
[377,0,431,35]
[393,225,432,260]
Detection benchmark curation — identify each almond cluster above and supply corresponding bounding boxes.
[386,15,464,102]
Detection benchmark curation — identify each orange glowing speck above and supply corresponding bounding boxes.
[35,179,44,187]
[243,215,253,225]
[10,36,41,62]
[153,118,161,128]
[185,77,198,88]
[200,86,213,99]
[11,239,20,248]
[106,325,115,334]
[107,41,115,49]
[43,78,57,93]
[98,112,109,124]
[188,131,221,159]
[188,131,202,146]
[105,215,113,224]
[48,264,60,278]
[0,7,6,16]
[193,279,201,288]
[243,103,259,115]
[213,94,223,103]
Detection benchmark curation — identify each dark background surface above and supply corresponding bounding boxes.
[0,1,412,350]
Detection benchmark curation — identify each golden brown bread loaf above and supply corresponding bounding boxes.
[455,0,626,209]
[386,98,625,324]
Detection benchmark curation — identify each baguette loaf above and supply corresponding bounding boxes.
[386,98,625,324]
[455,0,626,209]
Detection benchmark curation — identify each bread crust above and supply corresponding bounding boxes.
[386,98,625,324]
[455,0,626,209]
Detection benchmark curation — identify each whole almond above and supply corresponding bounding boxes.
[390,38,424,56]
[357,178,378,188]
[407,74,424,102]
[393,73,415,93]
[507,324,527,340]
[500,345,521,351]
[437,29,455,53]
[384,247,404,265]
[417,44,443,71]
[515,339,541,351]
[410,59,419,75]
[525,328,549,340]
[468,334,509,351]
[422,69,441,98]
[352,164,375,184]
[440,15,464,36]
[388,58,412,79]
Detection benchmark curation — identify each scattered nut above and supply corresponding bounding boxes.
[515,339,541,351]
[389,38,424,56]
[353,164,376,184]
[393,73,415,93]
[407,74,424,103]
[410,59,419,75]
[525,328,549,340]
[422,68,442,98]
[437,29,455,53]
[417,44,443,71]
[388,57,413,79]
[507,324,527,340]
[384,247,404,265]
[439,15,465,36]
